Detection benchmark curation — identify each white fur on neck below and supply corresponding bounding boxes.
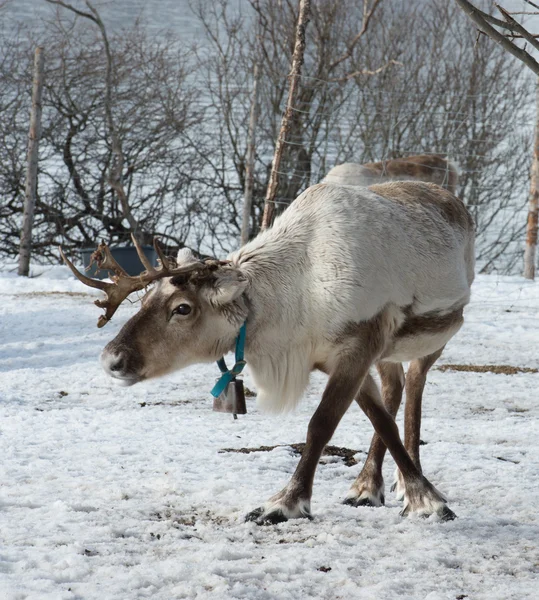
[248,344,312,413]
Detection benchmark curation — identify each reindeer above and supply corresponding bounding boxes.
[324,154,459,195]
[61,179,474,524]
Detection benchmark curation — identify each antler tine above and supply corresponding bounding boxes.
[153,237,171,271]
[93,274,147,328]
[60,245,146,328]
[93,259,209,327]
[131,233,155,272]
[89,241,128,277]
[59,246,113,292]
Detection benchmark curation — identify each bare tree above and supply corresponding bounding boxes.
[241,64,260,246]
[192,0,531,271]
[525,79,539,279]
[261,0,312,229]
[45,0,147,242]
[18,46,45,276]
[0,10,204,261]
[339,0,533,273]
[193,0,397,245]
[0,0,533,274]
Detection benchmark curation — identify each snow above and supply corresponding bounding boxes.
[0,270,538,599]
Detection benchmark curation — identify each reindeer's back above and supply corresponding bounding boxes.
[286,182,474,323]
[368,181,473,245]
[364,155,458,194]
[324,155,458,194]
[234,180,474,340]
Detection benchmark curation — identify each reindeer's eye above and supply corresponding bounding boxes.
[172,303,192,316]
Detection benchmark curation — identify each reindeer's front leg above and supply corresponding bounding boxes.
[246,356,367,525]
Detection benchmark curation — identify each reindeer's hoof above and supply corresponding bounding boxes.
[245,505,313,525]
[257,510,289,525]
[343,493,385,508]
[245,507,265,522]
[439,505,457,521]
[400,503,456,521]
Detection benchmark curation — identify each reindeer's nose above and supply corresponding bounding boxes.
[108,356,125,373]
[101,347,142,385]
[101,350,126,376]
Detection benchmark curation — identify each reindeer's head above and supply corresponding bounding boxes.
[60,237,248,385]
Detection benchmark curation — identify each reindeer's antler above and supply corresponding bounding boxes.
[59,235,209,327]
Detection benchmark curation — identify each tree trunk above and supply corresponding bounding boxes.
[241,64,260,246]
[18,47,45,277]
[524,79,539,280]
[261,0,311,230]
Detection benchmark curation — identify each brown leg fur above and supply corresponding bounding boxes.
[345,362,404,507]
[246,316,388,524]
[355,375,454,519]
[246,314,454,524]
[392,348,444,501]
[246,354,371,524]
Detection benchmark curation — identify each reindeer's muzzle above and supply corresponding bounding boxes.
[101,344,144,385]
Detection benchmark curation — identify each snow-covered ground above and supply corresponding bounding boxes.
[0,268,538,600]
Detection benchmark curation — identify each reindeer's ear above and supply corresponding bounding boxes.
[201,268,248,306]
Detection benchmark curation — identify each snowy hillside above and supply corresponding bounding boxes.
[0,269,538,599]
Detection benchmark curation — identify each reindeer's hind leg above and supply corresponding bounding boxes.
[392,347,444,501]
[344,362,404,507]
[355,374,455,520]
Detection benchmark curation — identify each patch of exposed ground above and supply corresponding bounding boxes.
[438,364,538,375]
[220,443,363,466]
[139,400,191,407]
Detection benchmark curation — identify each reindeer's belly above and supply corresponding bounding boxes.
[381,308,463,362]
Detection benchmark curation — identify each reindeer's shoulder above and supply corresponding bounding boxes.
[368,181,473,231]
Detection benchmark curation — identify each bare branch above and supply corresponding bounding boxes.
[329,59,402,83]
[459,2,527,33]
[261,0,312,229]
[454,0,539,76]
[496,3,539,53]
[44,0,97,22]
[329,0,383,70]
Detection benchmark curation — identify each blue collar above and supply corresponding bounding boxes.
[210,322,247,398]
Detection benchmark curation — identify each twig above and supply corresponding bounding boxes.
[329,59,402,83]
[261,0,311,230]
[523,0,539,11]
[454,0,539,76]
[496,3,539,53]
[329,0,383,70]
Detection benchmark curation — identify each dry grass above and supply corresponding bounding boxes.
[438,364,538,375]
[220,443,362,466]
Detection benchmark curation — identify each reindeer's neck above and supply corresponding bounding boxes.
[230,220,314,413]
